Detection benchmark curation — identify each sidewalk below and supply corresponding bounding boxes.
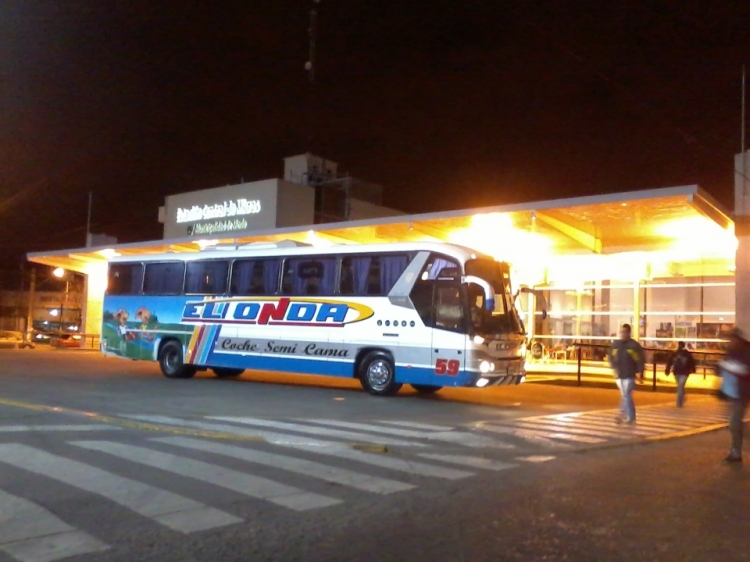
[526,364,719,394]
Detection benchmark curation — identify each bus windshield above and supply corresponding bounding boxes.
[464,258,524,335]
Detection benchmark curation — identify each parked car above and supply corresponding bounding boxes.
[32,331,55,344]
[51,334,82,348]
[0,331,36,349]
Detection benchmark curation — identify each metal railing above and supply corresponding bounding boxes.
[571,342,723,390]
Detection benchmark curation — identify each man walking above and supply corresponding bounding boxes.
[665,341,696,407]
[608,324,645,424]
[719,329,750,463]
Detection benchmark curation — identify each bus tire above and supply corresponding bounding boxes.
[358,352,402,396]
[410,384,442,394]
[213,368,244,377]
[158,340,196,379]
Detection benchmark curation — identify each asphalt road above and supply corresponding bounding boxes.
[0,349,742,562]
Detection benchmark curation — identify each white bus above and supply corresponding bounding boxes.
[101,241,542,395]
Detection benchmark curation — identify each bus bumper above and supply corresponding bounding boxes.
[469,359,526,387]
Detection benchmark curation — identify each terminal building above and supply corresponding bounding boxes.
[27,152,748,368]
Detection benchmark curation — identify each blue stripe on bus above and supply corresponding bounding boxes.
[201,350,476,387]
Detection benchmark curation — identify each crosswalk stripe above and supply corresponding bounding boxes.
[120,416,473,480]
[0,425,118,433]
[514,418,631,436]
[510,421,632,440]
[0,488,109,562]
[544,433,604,444]
[636,412,726,424]
[0,444,241,534]
[571,414,690,431]
[565,414,679,431]
[379,421,456,431]
[152,436,414,494]
[417,454,517,471]
[476,424,573,448]
[71,440,340,511]
[205,417,427,447]
[551,417,658,436]
[300,419,512,449]
[624,417,703,429]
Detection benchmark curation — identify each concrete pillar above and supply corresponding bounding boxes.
[80,262,108,337]
[735,150,750,333]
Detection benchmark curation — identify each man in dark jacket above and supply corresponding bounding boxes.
[720,329,750,463]
[665,341,696,407]
[608,324,645,424]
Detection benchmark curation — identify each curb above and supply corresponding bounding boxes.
[565,422,729,455]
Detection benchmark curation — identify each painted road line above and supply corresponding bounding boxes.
[0,444,241,534]
[206,417,427,447]
[564,415,682,433]
[476,425,573,448]
[121,416,473,480]
[511,419,634,438]
[71,440,341,511]
[569,414,691,431]
[300,419,512,449]
[635,412,727,425]
[516,456,556,463]
[0,425,119,433]
[510,421,632,440]
[378,421,456,432]
[0,488,108,562]
[544,433,605,444]
[416,454,517,471]
[152,436,414,494]
[552,415,661,434]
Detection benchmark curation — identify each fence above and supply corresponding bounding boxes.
[572,343,723,390]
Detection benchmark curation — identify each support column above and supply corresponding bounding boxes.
[633,281,641,341]
[736,150,750,333]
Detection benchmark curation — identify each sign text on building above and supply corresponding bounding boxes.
[176,199,262,224]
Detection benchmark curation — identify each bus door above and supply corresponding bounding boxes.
[430,284,467,382]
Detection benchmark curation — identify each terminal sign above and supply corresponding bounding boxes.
[176,198,262,224]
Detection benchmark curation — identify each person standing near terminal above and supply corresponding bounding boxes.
[608,324,645,424]
[718,329,750,463]
[665,341,696,407]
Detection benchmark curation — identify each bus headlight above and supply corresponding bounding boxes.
[479,360,494,373]
[476,377,490,387]
[473,335,485,345]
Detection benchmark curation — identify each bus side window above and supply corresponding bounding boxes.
[143,262,185,295]
[108,263,143,295]
[409,280,434,326]
[434,286,464,332]
[340,256,373,295]
[231,260,281,295]
[283,258,337,296]
[185,260,229,295]
[424,255,460,281]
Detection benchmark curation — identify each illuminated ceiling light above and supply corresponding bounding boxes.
[97,248,120,259]
[52,267,65,278]
[195,239,219,250]
[49,309,59,317]
[305,230,334,247]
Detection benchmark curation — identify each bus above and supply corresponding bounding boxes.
[100,241,543,396]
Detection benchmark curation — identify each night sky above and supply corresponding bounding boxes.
[0,0,748,265]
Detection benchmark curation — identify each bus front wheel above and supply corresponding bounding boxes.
[359,352,402,396]
[159,341,196,379]
[411,384,442,394]
[213,368,244,377]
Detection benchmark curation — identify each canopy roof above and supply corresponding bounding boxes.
[28,185,733,274]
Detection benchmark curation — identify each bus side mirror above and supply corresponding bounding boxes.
[462,275,495,312]
[517,287,548,320]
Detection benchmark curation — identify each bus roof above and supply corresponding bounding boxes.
[106,241,497,264]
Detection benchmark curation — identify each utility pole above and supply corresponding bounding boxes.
[86,191,93,247]
[26,268,35,336]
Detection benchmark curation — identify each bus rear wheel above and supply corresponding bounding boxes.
[411,384,442,394]
[159,340,196,379]
[359,352,402,396]
[213,368,244,377]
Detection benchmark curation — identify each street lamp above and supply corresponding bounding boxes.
[52,268,70,335]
